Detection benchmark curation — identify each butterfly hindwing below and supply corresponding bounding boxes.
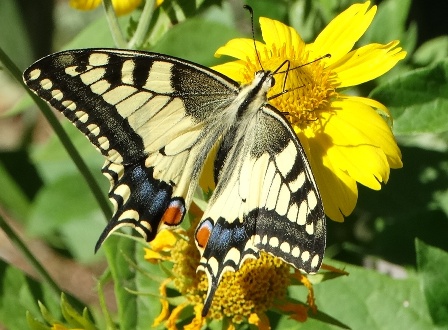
[196,105,325,313]
[23,49,239,246]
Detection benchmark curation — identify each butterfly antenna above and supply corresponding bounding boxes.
[278,54,332,74]
[268,54,331,101]
[243,5,264,71]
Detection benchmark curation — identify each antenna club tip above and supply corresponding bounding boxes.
[325,53,331,58]
[243,5,253,14]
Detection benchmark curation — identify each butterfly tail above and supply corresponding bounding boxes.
[94,160,186,252]
[201,273,220,317]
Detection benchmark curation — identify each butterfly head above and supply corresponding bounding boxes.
[250,70,276,98]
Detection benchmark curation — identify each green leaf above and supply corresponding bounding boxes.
[416,239,448,326]
[60,16,128,50]
[27,174,105,262]
[0,0,33,70]
[370,58,448,135]
[0,260,60,330]
[26,311,51,330]
[245,0,288,23]
[103,236,138,330]
[288,0,327,43]
[37,301,59,325]
[31,121,103,184]
[128,0,223,49]
[0,160,32,221]
[26,294,97,330]
[151,17,239,67]
[28,174,97,235]
[134,242,170,330]
[101,236,180,329]
[434,188,448,218]
[60,293,97,330]
[285,261,434,329]
[361,0,412,46]
[413,36,448,67]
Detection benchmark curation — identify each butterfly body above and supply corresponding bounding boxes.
[23,49,325,315]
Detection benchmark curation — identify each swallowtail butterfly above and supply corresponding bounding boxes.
[23,48,326,315]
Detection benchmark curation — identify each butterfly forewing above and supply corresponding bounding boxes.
[23,49,239,245]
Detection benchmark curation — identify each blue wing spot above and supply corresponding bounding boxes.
[95,160,178,251]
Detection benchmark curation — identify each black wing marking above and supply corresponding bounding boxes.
[23,49,240,247]
[195,105,325,315]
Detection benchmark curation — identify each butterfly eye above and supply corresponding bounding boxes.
[270,77,276,87]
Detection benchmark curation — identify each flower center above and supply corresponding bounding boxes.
[245,44,337,131]
[274,61,336,128]
[170,222,291,323]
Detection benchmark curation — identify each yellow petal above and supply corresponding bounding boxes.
[330,97,403,170]
[308,2,376,65]
[70,0,101,10]
[111,0,141,15]
[248,312,271,330]
[317,155,358,221]
[143,248,164,263]
[259,17,305,55]
[297,130,357,222]
[214,38,265,62]
[292,272,317,313]
[52,325,67,330]
[329,41,407,87]
[150,229,177,251]
[144,230,179,262]
[211,60,246,84]
[341,97,403,169]
[166,302,190,330]
[184,304,205,330]
[319,105,393,189]
[153,278,172,327]
[327,143,388,190]
[348,96,391,118]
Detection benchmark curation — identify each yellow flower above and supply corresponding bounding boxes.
[211,2,405,222]
[69,0,142,16]
[145,218,319,329]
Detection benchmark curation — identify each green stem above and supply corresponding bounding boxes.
[0,194,87,311]
[97,269,116,330]
[128,0,156,49]
[102,0,127,48]
[0,47,112,221]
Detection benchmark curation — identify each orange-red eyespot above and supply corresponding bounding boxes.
[195,219,213,248]
[160,198,185,226]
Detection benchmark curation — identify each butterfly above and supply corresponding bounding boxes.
[23,48,326,315]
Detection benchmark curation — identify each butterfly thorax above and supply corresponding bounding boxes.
[208,70,276,200]
[233,70,274,118]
